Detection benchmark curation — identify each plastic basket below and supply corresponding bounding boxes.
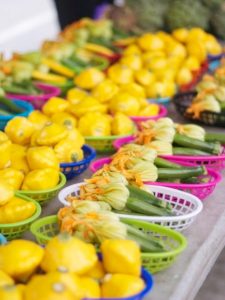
[31,215,187,274]
[0,99,34,130]
[0,193,41,240]
[17,172,66,206]
[85,135,133,154]
[0,234,7,244]
[173,91,225,127]
[58,183,202,231]
[60,145,96,180]
[130,105,167,127]
[113,136,225,172]
[6,83,61,109]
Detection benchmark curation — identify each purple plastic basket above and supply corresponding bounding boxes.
[130,105,167,127]
[90,157,221,200]
[7,83,61,109]
[113,136,225,172]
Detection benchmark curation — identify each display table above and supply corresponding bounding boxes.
[25,106,225,300]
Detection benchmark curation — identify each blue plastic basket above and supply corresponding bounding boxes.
[60,144,96,180]
[148,97,170,107]
[0,234,7,245]
[0,99,34,130]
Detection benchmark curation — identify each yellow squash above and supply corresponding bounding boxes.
[24,274,76,300]
[85,260,105,280]
[54,139,83,163]
[0,181,14,206]
[10,144,29,174]
[28,110,50,131]
[69,96,107,118]
[66,128,85,147]
[51,112,77,130]
[101,239,141,276]
[111,112,134,136]
[78,112,111,136]
[67,87,87,105]
[101,274,145,298]
[42,97,69,116]
[0,285,22,300]
[41,234,98,274]
[35,123,68,146]
[27,146,59,170]
[0,270,14,287]
[0,239,44,281]
[109,92,140,116]
[79,276,101,298]
[5,117,34,145]
[74,67,105,90]
[91,79,119,103]
[0,197,36,224]
[0,139,11,169]
[108,63,133,85]
[22,168,59,191]
[0,168,24,190]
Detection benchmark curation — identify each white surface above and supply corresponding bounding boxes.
[0,0,59,57]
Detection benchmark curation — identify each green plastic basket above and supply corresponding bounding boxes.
[85,135,132,153]
[17,172,67,206]
[30,215,187,273]
[0,193,42,241]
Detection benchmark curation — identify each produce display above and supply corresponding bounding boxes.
[186,62,225,117]
[0,235,153,299]
[0,12,225,300]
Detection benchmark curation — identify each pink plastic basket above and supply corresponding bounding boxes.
[113,136,225,172]
[130,105,167,127]
[7,83,61,109]
[90,157,222,200]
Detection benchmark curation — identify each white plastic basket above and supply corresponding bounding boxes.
[58,183,203,232]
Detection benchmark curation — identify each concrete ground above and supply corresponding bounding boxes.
[196,248,225,300]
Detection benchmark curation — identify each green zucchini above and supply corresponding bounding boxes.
[2,84,34,95]
[127,184,172,210]
[61,58,84,73]
[126,197,173,216]
[154,157,182,169]
[173,147,211,156]
[0,97,24,114]
[0,109,11,116]
[125,224,166,252]
[205,132,225,144]
[158,166,205,180]
[174,133,222,155]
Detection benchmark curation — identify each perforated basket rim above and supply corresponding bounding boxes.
[17,172,66,196]
[31,214,187,259]
[58,183,203,222]
[0,193,41,228]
